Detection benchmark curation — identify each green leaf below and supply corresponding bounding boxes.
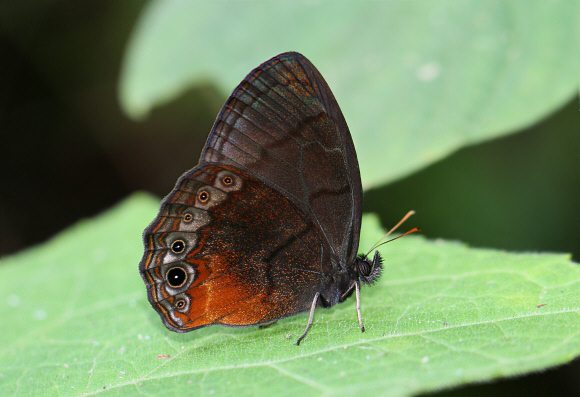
[1,194,578,396]
[119,0,577,187]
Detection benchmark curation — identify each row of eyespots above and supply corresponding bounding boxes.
[163,171,239,263]
[163,172,240,313]
[196,174,235,203]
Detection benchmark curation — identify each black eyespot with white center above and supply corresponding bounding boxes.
[198,190,209,203]
[166,267,188,288]
[175,298,186,310]
[171,239,185,254]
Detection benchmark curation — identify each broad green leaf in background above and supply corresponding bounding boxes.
[119,0,578,188]
[1,194,578,396]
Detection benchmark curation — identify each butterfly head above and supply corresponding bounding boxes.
[355,251,383,285]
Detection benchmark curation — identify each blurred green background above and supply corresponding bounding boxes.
[0,1,578,396]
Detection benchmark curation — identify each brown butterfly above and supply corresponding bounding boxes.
[140,52,385,345]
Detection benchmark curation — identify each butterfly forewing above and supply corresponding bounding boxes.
[201,52,362,266]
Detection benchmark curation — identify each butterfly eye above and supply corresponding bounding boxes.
[171,239,185,254]
[222,176,233,185]
[198,190,209,203]
[358,261,372,277]
[166,267,188,288]
[357,252,383,286]
[175,298,187,310]
[183,213,193,223]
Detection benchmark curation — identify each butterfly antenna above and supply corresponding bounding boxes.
[366,210,418,256]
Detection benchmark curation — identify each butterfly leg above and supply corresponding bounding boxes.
[355,280,365,332]
[296,292,320,346]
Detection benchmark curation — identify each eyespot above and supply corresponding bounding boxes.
[215,170,242,192]
[165,267,188,288]
[175,298,187,310]
[170,239,185,254]
[198,190,209,203]
[183,213,193,223]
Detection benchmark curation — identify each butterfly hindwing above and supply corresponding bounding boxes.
[141,165,329,330]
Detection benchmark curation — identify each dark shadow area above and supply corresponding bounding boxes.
[423,358,579,397]
[0,0,221,254]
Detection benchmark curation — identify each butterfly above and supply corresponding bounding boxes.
[140,52,386,345]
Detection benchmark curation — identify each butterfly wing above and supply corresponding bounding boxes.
[201,52,363,266]
[141,165,327,330]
